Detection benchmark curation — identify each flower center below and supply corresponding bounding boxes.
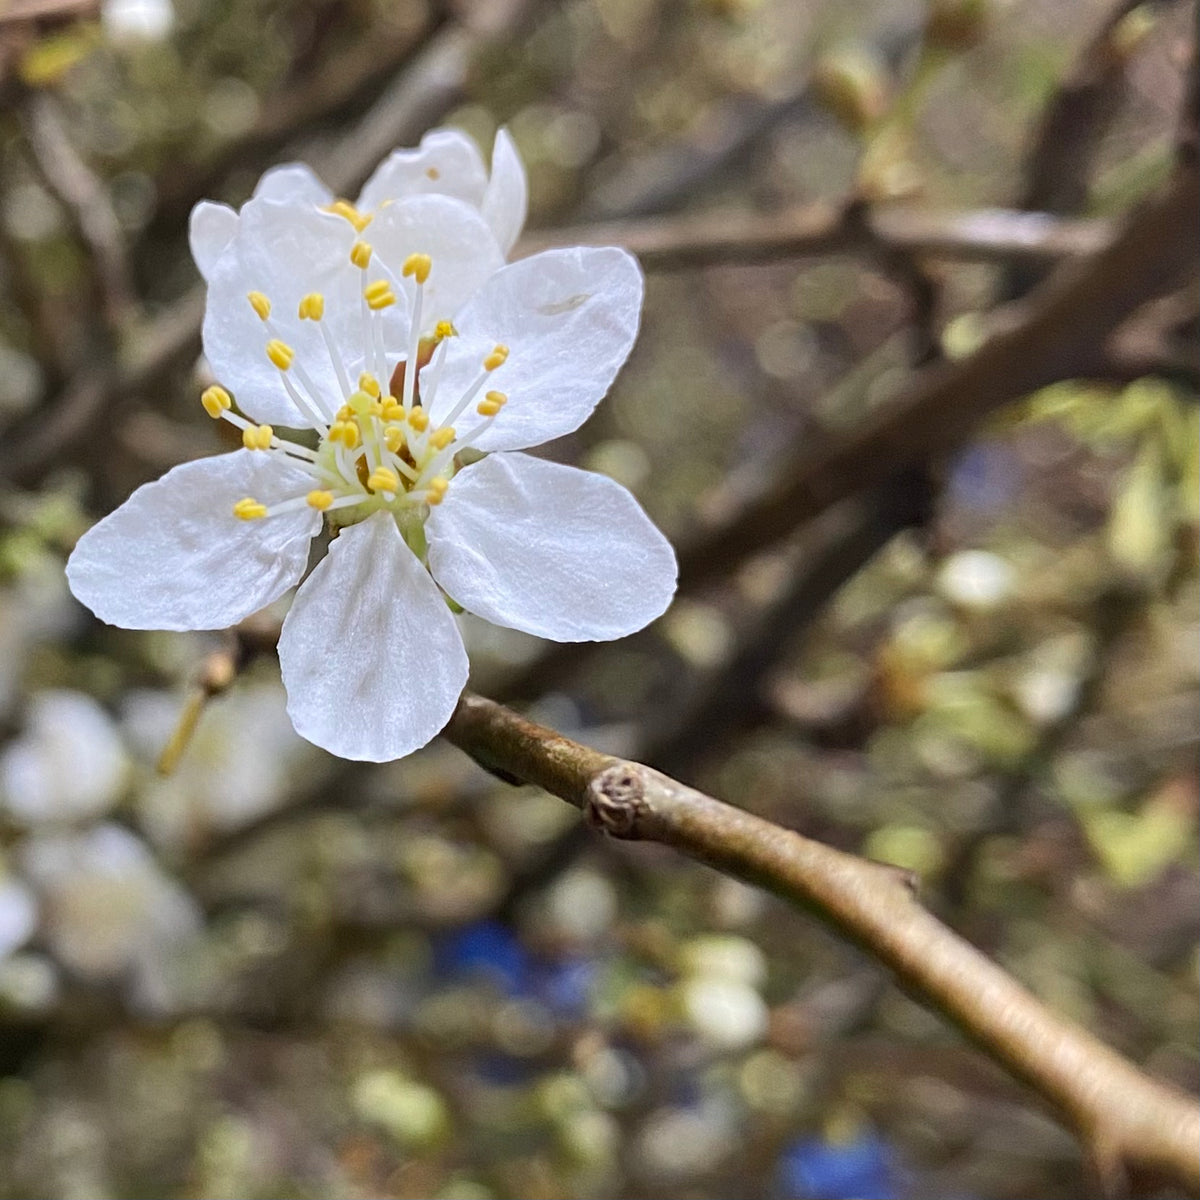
[201,244,510,548]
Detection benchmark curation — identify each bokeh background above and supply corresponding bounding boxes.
[0,0,1196,1197]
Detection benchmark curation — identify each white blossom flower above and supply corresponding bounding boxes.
[66,132,677,762]
[189,126,528,282]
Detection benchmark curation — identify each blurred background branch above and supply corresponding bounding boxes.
[0,0,1196,1197]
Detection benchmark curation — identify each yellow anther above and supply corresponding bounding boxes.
[242,423,274,451]
[483,344,510,371]
[434,320,458,340]
[367,467,399,494]
[425,476,449,505]
[384,426,406,453]
[298,292,325,321]
[233,497,267,521]
[381,397,404,421]
[407,407,429,432]
[247,291,271,321]
[369,399,385,417]
[329,419,360,449]
[325,199,371,232]
[402,252,432,285]
[266,339,295,370]
[476,390,508,417]
[364,280,396,310]
[336,404,353,422]
[350,241,373,269]
[358,373,380,398]
[430,426,456,450]
[200,385,232,418]
[306,490,334,511]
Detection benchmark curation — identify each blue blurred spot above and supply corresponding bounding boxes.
[473,1051,535,1086]
[433,920,530,993]
[779,1130,898,1200]
[947,444,1021,513]
[531,957,596,1018]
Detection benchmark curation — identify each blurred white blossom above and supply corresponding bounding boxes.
[102,0,174,41]
[0,875,37,959]
[0,555,81,720]
[20,824,201,1009]
[123,682,323,850]
[1,690,128,824]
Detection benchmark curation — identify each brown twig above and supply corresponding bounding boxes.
[20,90,137,332]
[443,691,1200,1195]
[673,160,1200,590]
[147,12,444,230]
[518,203,1111,270]
[1003,0,1181,297]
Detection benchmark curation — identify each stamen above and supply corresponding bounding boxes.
[364,280,396,310]
[200,385,232,418]
[384,426,406,453]
[402,253,432,285]
[247,292,271,321]
[370,304,389,392]
[242,423,274,451]
[359,373,380,398]
[325,200,371,232]
[233,498,267,521]
[439,363,497,428]
[417,335,450,412]
[297,292,325,321]
[350,241,372,269]
[329,420,361,449]
[266,339,295,370]
[483,344,509,371]
[425,476,449,506]
[381,396,404,421]
[434,320,457,341]
[278,369,331,431]
[317,317,351,398]
[307,490,334,511]
[407,408,429,432]
[476,390,507,418]
[367,467,399,494]
[429,426,456,450]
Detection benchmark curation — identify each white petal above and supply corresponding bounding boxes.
[203,199,408,426]
[427,453,676,641]
[254,162,334,206]
[66,451,319,632]
[278,512,468,762]
[426,247,643,452]
[366,194,504,331]
[482,128,528,254]
[188,201,238,282]
[356,128,488,213]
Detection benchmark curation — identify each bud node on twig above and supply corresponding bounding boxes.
[585,763,649,838]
